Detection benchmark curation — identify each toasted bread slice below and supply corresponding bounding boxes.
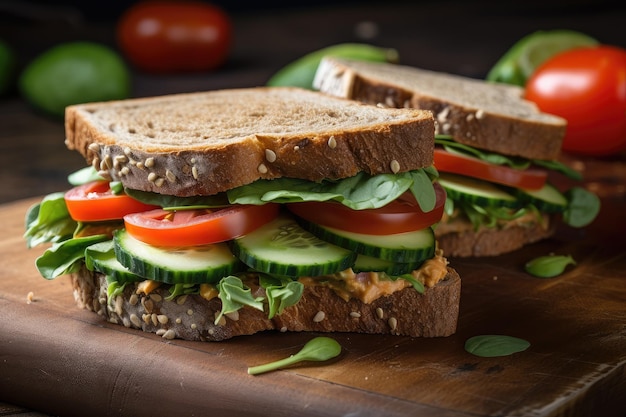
[314,58,566,161]
[65,87,435,197]
[71,266,461,341]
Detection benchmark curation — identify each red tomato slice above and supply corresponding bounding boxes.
[287,183,446,235]
[65,181,159,222]
[433,148,547,190]
[124,204,280,247]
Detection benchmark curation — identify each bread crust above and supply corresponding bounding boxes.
[65,87,435,197]
[434,215,557,257]
[71,267,461,341]
[314,58,566,161]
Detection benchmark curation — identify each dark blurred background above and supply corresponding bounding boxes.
[2,0,625,88]
[0,0,625,202]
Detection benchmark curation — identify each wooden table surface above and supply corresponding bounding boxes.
[1,1,626,416]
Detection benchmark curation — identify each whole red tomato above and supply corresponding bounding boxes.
[525,45,626,156]
[117,1,231,73]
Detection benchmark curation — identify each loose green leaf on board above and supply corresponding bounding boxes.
[465,335,530,358]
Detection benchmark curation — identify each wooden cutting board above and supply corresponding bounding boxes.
[1,195,625,417]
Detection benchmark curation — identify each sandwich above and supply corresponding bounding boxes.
[24,87,461,341]
[314,58,600,257]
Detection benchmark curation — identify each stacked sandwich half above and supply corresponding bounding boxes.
[25,87,461,341]
[315,58,599,257]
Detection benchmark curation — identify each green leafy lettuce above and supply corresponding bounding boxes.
[126,169,439,213]
[435,135,582,180]
[435,135,599,229]
[24,192,77,248]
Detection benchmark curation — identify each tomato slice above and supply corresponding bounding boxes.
[123,204,280,247]
[287,183,446,235]
[65,181,159,222]
[433,148,547,190]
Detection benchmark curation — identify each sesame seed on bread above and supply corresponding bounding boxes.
[65,87,435,197]
[314,58,566,161]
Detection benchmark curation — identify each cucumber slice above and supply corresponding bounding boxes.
[113,230,243,284]
[438,173,519,208]
[516,183,568,213]
[231,213,356,277]
[300,219,435,263]
[353,254,424,275]
[85,240,142,283]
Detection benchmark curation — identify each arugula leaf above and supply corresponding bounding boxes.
[24,193,77,248]
[35,234,109,279]
[165,283,199,301]
[259,274,304,319]
[215,276,265,324]
[106,276,129,300]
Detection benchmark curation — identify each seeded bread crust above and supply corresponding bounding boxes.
[65,87,435,197]
[314,58,566,161]
[434,214,557,257]
[70,267,461,341]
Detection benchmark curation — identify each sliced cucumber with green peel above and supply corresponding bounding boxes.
[85,240,141,283]
[353,254,424,275]
[438,173,520,208]
[231,214,356,277]
[516,183,568,213]
[300,219,435,263]
[114,230,243,284]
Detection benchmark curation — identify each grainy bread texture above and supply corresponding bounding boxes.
[314,58,566,160]
[65,87,435,197]
[71,267,461,341]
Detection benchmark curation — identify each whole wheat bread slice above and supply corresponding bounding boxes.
[314,58,566,161]
[71,266,461,341]
[65,87,435,197]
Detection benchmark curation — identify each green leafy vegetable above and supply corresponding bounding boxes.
[447,197,540,231]
[166,283,200,301]
[125,187,230,209]
[435,135,582,180]
[525,254,576,278]
[215,276,264,325]
[465,335,530,357]
[393,273,425,293]
[259,274,304,319]
[248,337,342,375]
[228,169,437,212]
[563,187,601,228]
[35,234,109,279]
[24,193,77,248]
[106,276,129,301]
[532,159,582,181]
[67,166,105,186]
[127,170,438,212]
